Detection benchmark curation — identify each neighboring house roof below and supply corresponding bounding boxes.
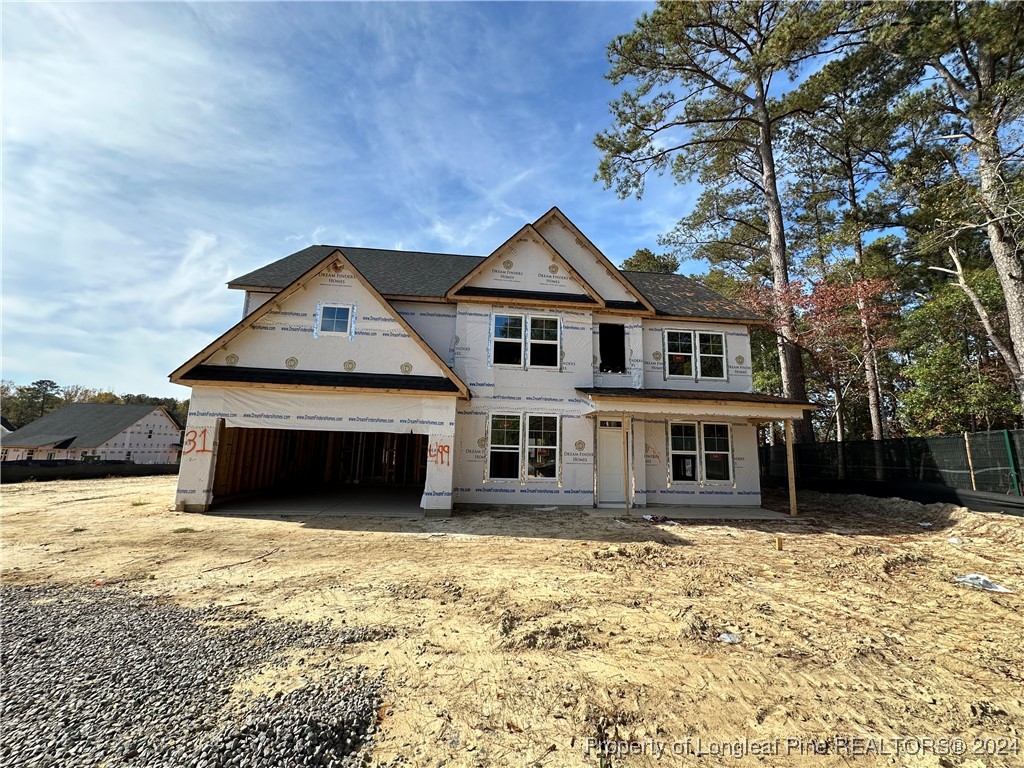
[227,246,760,323]
[0,416,15,433]
[0,404,168,449]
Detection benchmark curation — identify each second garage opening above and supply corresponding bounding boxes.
[211,427,428,512]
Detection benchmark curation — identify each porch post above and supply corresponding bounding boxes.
[622,415,631,516]
[784,418,798,517]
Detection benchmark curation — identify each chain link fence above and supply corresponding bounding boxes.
[760,429,1022,496]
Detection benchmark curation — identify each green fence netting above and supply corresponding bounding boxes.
[760,429,1023,496]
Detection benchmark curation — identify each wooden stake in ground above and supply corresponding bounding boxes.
[964,432,977,491]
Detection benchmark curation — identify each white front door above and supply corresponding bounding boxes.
[597,420,626,504]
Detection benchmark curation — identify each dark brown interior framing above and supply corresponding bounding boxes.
[212,427,427,501]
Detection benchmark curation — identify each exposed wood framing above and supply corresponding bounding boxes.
[212,427,427,500]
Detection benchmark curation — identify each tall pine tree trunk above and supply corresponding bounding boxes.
[927,27,1024,416]
[975,123,1024,414]
[846,170,887,444]
[757,99,814,442]
[853,224,888,479]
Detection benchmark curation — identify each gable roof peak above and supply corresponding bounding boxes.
[532,207,657,313]
[173,248,470,397]
[444,222,605,306]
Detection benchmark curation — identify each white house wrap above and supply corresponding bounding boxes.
[170,207,813,515]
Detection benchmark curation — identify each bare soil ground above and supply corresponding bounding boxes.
[2,476,1023,767]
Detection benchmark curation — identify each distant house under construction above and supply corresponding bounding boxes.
[0,404,182,464]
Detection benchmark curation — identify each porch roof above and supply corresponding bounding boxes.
[576,387,815,421]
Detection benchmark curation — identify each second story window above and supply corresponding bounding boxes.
[493,314,524,365]
[528,317,559,368]
[697,332,726,379]
[665,330,693,377]
[665,329,727,380]
[493,314,560,369]
[598,323,627,373]
[319,304,352,335]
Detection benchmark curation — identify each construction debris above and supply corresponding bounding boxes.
[954,574,1014,593]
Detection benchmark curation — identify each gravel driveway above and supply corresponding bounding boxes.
[1,585,384,768]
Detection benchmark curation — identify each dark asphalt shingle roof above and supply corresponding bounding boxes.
[621,271,761,322]
[229,245,483,299]
[0,404,169,449]
[228,245,761,322]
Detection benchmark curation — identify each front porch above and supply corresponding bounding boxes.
[576,387,816,517]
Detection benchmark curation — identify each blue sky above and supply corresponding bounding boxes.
[3,1,704,398]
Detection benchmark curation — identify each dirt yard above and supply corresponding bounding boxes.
[2,476,1023,767]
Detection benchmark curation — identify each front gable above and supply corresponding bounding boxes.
[171,251,468,397]
[446,224,604,308]
[533,207,655,312]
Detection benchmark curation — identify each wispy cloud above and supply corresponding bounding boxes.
[3,1,699,398]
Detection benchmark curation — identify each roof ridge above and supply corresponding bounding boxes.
[326,245,485,260]
[620,269,692,277]
[228,241,761,322]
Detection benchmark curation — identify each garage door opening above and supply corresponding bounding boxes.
[211,427,428,515]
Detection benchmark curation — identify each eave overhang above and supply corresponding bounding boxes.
[576,387,817,421]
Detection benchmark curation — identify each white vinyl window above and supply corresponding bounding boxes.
[669,422,698,482]
[26,450,34,461]
[487,413,560,481]
[702,423,732,482]
[0,449,7,461]
[528,316,560,368]
[494,315,560,369]
[318,303,353,336]
[668,422,732,483]
[665,330,727,380]
[488,414,521,479]
[665,330,694,377]
[493,315,524,366]
[697,332,727,380]
[526,415,559,479]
